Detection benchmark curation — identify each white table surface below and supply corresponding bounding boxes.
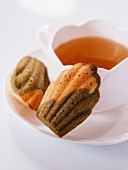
[1,0,128,170]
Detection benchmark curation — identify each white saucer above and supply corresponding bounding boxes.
[4,49,128,145]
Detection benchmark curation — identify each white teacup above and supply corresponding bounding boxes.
[38,19,128,112]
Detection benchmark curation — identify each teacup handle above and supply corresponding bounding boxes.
[37,25,53,54]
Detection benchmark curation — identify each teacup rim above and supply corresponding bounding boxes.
[49,19,128,72]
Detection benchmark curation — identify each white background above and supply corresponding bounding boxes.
[1,0,128,169]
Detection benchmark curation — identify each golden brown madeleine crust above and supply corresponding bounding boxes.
[37,63,100,137]
[11,56,49,110]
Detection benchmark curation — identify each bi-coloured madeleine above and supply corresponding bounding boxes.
[11,56,49,110]
[37,63,100,137]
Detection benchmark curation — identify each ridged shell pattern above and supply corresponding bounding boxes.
[37,63,100,137]
[11,56,49,110]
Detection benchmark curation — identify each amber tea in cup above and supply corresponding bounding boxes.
[54,37,128,70]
